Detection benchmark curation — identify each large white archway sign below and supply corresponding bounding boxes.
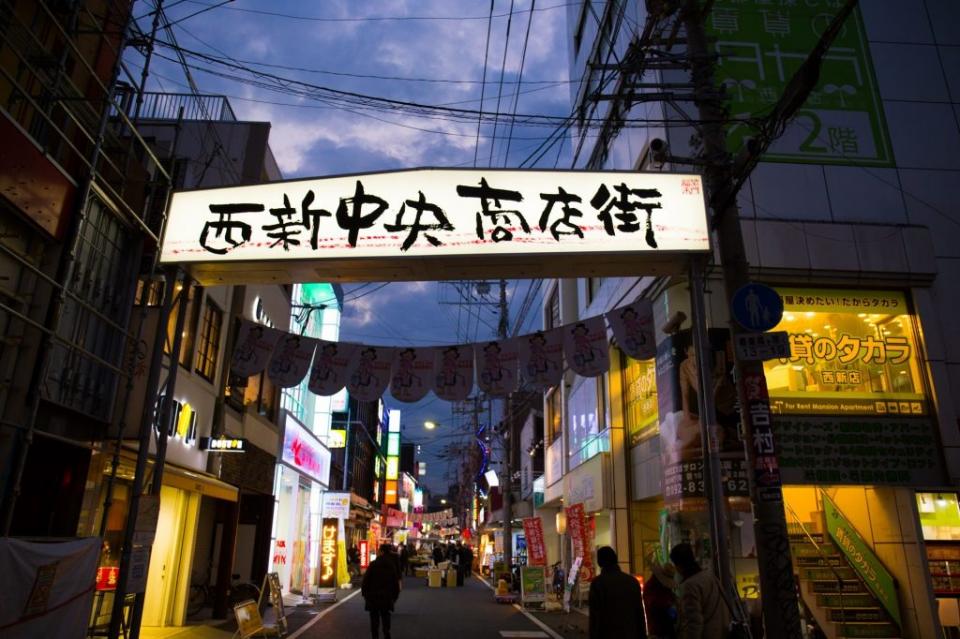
[159,168,709,284]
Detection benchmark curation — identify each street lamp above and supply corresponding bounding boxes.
[424,421,436,430]
[441,498,447,505]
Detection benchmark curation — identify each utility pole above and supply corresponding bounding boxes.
[498,279,515,575]
[682,1,802,636]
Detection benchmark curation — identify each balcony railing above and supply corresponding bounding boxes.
[118,91,237,122]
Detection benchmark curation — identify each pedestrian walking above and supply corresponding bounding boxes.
[459,542,474,585]
[399,543,409,577]
[362,543,401,639]
[644,561,678,639]
[588,546,646,639]
[552,562,565,601]
[669,543,730,639]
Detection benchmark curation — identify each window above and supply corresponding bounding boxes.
[546,387,562,444]
[134,278,165,307]
[586,277,603,305]
[165,282,201,368]
[546,286,560,330]
[195,298,223,382]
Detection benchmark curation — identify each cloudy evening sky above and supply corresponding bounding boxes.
[132,0,582,492]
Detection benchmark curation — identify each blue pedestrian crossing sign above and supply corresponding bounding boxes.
[732,283,783,332]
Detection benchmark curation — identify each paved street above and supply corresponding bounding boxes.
[289,574,585,639]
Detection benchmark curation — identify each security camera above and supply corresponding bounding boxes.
[649,138,669,166]
[661,310,687,335]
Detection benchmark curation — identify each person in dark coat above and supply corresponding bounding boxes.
[588,546,646,639]
[459,543,474,585]
[432,543,445,566]
[644,561,678,638]
[362,544,401,639]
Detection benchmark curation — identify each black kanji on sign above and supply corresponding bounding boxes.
[538,187,584,241]
[199,203,261,254]
[262,191,333,250]
[384,191,454,251]
[589,183,662,248]
[456,178,529,242]
[336,180,388,247]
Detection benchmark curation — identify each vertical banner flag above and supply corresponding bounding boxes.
[562,316,610,377]
[475,338,519,397]
[231,319,282,377]
[267,334,317,388]
[522,517,547,567]
[390,347,435,403]
[564,502,592,580]
[606,298,656,360]
[318,518,338,589]
[518,328,564,390]
[433,345,474,402]
[308,340,358,396]
[346,345,395,402]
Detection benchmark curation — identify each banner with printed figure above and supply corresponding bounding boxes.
[390,347,435,403]
[267,334,317,388]
[606,298,656,361]
[231,319,282,377]
[308,341,358,396]
[433,345,474,402]
[562,316,610,377]
[346,346,395,402]
[475,338,519,397]
[518,328,564,390]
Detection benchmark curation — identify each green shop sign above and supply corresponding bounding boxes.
[822,493,901,627]
[520,566,547,609]
[706,1,893,166]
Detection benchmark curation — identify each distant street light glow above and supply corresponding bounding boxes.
[424,421,436,430]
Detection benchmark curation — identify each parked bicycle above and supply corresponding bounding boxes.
[188,571,262,617]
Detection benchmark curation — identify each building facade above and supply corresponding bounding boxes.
[545,2,960,637]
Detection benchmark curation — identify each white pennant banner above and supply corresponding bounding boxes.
[308,340,357,396]
[475,338,519,397]
[347,346,396,402]
[518,328,564,390]
[606,298,657,361]
[433,345,474,402]
[390,347,436,403]
[562,316,610,377]
[267,334,317,388]
[231,319,282,377]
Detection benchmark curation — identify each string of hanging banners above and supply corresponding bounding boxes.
[230,298,657,403]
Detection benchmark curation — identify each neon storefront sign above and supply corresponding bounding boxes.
[281,412,331,485]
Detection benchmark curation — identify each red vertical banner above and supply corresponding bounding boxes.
[522,517,547,566]
[564,503,593,581]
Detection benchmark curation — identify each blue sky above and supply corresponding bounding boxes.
[134,0,571,493]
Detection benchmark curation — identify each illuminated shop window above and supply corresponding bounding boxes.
[764,289,927,416]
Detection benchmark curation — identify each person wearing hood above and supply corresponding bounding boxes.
[588,546,646,639]
[669,543,730,639]
[644,560,678,638]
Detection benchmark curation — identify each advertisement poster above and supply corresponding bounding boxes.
[562,556,583,613]
[521,517,547,567]
[656,329,749,511]
[321,492,351,520]
[520,566,547,609]
[231,320,281,377]
[562,316,610,377]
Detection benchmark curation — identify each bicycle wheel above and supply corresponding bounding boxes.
[187,585,207,616]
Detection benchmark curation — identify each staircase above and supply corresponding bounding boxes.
[789,521,901,639]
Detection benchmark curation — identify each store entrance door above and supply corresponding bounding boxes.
[143,485,200,627]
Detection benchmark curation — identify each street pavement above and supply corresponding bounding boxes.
[290,573,589,639]
[136,574,591,639]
